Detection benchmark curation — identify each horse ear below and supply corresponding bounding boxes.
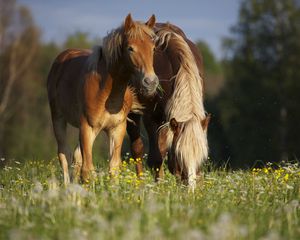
[145,14,156,29]
[124,13,134,32]
[201,114,211,131]
[170,118,178,132]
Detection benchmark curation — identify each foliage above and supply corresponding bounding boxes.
[63,31,100,49]
[0,159,299,239]
[0,0,40,158]
[196,40,224,98]
[0,1,105,161]
[196,40,221,75]
[210,0,300,167]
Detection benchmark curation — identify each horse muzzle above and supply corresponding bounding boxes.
[140,75,159,97]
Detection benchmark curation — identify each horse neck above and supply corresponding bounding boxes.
[105,59,132,112]
[110,58,133,90]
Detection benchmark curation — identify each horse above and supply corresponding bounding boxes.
[47,14,159,184]
[127,23,210,190]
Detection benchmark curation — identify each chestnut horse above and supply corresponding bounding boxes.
[47,14,159,184]
[127,23,210,190]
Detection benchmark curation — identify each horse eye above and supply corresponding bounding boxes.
[128,46,134,52]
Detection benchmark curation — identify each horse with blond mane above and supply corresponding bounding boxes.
[127,23,210,190]
[47,14,159,184]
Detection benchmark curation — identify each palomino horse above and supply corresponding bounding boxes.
[47,14,159,184]
[127,23,210,190]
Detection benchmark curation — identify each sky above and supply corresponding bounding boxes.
[19,0,241,59]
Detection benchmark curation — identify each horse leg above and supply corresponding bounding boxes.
[108,121,127,176]
[166,147,183,182]
[186,167,197,192]
[158,126,168,161]
[72,144,82,183]
[52,117,71,185]
[79,116,98,183]
[143,115,164,181]
[127,113,144,176]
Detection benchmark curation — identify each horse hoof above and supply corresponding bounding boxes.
[81,169,96,184]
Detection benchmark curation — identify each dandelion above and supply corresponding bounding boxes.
[263,168,269,174]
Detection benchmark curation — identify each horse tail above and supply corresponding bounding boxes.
[156,27,208,189]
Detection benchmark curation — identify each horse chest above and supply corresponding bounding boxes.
[84,84,132,129]
[105,111,127,128]
[86,104,128,130]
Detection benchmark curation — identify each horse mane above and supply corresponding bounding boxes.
[156,27,208,182]
[86,45,102,74]
[102,22,156,69]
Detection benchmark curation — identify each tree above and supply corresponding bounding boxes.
[196,40,224,97]
[219,0,300,167]
[0,0,40,157]
[195,41,231,166]
[63,31,101,49]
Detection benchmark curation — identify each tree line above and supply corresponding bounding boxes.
[1,0,300,168]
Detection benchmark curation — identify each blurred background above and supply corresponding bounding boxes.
[1,0,300,168]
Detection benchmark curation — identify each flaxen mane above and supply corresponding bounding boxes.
[102,22,156,68]
[157,28,208,186]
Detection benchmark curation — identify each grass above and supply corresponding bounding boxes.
[0,158,299,240]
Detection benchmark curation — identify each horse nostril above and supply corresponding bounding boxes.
[143,77,152,86]
[142,76,159,90]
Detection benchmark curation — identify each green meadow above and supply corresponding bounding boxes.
[0,159,299,240]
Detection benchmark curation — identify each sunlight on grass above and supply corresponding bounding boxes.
[0,159,299,239]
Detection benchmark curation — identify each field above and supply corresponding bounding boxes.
[0,158,299,240]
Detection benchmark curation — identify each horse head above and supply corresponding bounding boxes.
[122,14,159,97]
[168,114,211,183]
